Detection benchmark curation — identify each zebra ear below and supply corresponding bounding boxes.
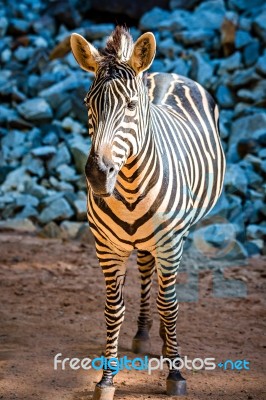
[129,32,156,74]
[70,33,99,73]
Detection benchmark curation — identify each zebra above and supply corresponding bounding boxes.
[70,26,225,399]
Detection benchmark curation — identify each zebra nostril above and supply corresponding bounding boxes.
[109,166,115,174]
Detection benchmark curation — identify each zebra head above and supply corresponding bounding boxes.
[70,27,156,197]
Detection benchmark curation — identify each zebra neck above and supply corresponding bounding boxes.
[115,123,160,205]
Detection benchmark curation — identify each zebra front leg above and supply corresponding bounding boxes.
[93,248,128,400]
[132,251,155,354]
[157,267,187,396]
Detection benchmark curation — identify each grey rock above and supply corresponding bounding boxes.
[24,181,48,199]
[17,98,53,122]
[73,199,87,221]
[1,167,32,192]
[158,10,191,32]
[224,164,248,196]
[175,29,214,46]
[229,113,266,147]
[15,205,38,220]
[16,194,39,208]
[38,221,62,239]
[235,30,252,49]
[247,224,266,240]
[39,198,74,224]
[0,218,36,232]
[22,154,45,178]
[69,139,89,174]
[216,85,234,108]
[243,40,260,67]
[76,223,95,245]
[193,223,247,259]
[49,176,74,192]
[60,221,84,239]
[192,0,226,31]
[140,8,171,31]
[47,143,71,170]
[56,164,78,182]
[85,24,115,40]
[31,146,56,158]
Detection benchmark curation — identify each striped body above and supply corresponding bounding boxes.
[71,27,225,396]
[87,72,225,263]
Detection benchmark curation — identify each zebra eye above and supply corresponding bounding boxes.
[127,100,137,111]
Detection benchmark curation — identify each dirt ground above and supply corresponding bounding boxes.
[0,232,265,400]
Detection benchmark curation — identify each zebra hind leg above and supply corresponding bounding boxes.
[132,251,155,354]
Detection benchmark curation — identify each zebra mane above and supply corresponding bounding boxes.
[98,26,134,68]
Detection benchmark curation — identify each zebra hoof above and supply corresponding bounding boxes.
[166,378,187,396]
[92,385,115,400]
[132,338,151,354]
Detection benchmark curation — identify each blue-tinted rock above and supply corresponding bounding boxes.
[149,59,166,73]
[227,67,260,88]
[158,10,191,31]
[245,240,263,256]
[73,199,87,220]
[158,38,182,59]
[1,167,32,192]
[219,109,234,139]
[49,177,74,192]
[243,39,260,67]
[16,194,39,208]
[56,164,78,182]
[237,80,266,102]
[14,46,34,62]
[253,9,266,43]
[227,194,242,220]
[235,30,252,48]
[245,169,263,189]
[224,164,248,196]
[170,58,190,76]
[228,0,265,10]
[255,52,266,75]
[170,0,200,10]
[31,146,56,158]
[24,181,47,199]
[217,52,242,74]
[140,8,171,31]
[68,139,89,174]
[192,0,226,31]
[0,17,8,37]
[47,143,71,170]
[42,132,59,146]
[15,205,38,220]
[261,160,266,174]
[85,24,115,40]
[39,197,74,224]
[190,53,214,88]
[208,190,229,217]
[8,18,30,35]
[229,113,266,146]
[17,98,52,122]
[259,148,266,159]
[175,29,214,46]
[238,17,252,32]
[216,85,235,108]
[22,154,45,178]
[2,130,25,148]
[247,224,266,240]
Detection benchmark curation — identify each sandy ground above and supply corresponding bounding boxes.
[0,232,265,400]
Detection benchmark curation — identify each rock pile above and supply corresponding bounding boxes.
[0,0,265,257]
